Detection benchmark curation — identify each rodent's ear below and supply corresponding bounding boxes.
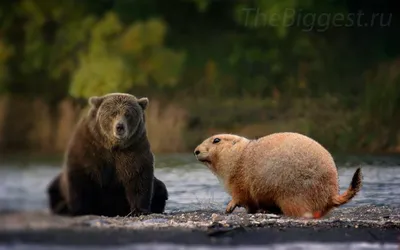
[138,97,149,110]
[88,96,104,108]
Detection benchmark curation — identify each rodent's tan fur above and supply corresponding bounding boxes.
[194,132,362,218]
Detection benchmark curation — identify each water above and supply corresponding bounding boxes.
[0,154,400,213]
[1,154,400,250]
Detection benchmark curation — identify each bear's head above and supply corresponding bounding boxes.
[87,93,148,148]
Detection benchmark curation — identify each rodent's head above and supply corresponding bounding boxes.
[193,134,248,174]
[88,93,148,147]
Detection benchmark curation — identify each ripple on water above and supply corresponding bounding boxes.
[1,154,400,213]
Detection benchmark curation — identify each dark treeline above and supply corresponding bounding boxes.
[0,0,399,154]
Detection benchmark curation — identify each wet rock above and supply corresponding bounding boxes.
[211,213,224,222]
[84,218,112,227]
[226,214,241,224]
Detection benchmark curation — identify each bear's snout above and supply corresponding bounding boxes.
[116,123,125,134]
[114,120,128,139]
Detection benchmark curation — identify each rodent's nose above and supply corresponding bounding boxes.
[115,123,125,134]
[194,150,200,155]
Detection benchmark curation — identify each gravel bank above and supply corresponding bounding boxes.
[0,205,399,246]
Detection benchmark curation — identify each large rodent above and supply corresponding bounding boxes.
[47,93,168,216]
[194,132,362,218]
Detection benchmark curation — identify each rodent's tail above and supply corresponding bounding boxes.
[332,167,362,207]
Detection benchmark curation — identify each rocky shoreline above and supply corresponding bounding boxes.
[0,205,399,247]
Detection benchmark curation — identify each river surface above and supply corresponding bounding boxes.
[1,153,400,213]
[1,153,400,250]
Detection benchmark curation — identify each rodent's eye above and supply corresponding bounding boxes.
[212,138,221,144]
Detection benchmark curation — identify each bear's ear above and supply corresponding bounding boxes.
[88,96,104,108]
[138,97,149,110]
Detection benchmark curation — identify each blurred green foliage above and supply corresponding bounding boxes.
[0,0,399,152]
[70,13,186,98]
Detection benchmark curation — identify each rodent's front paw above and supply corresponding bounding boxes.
[225,200,237,214]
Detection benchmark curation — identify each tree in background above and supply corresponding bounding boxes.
[0,0,399,153]
[71,13,185,99]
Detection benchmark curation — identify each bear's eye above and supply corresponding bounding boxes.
[125,110,136,119]
[212,138,221,144]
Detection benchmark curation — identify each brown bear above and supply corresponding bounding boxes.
[194,132,362,218]
[47,93,168,216]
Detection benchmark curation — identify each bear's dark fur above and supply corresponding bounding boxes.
[47,173,168,215]
[47,174,69,215]
[46,93,168,216]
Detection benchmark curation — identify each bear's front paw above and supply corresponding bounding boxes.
[139,210,151,216]
[126,207,151,217]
